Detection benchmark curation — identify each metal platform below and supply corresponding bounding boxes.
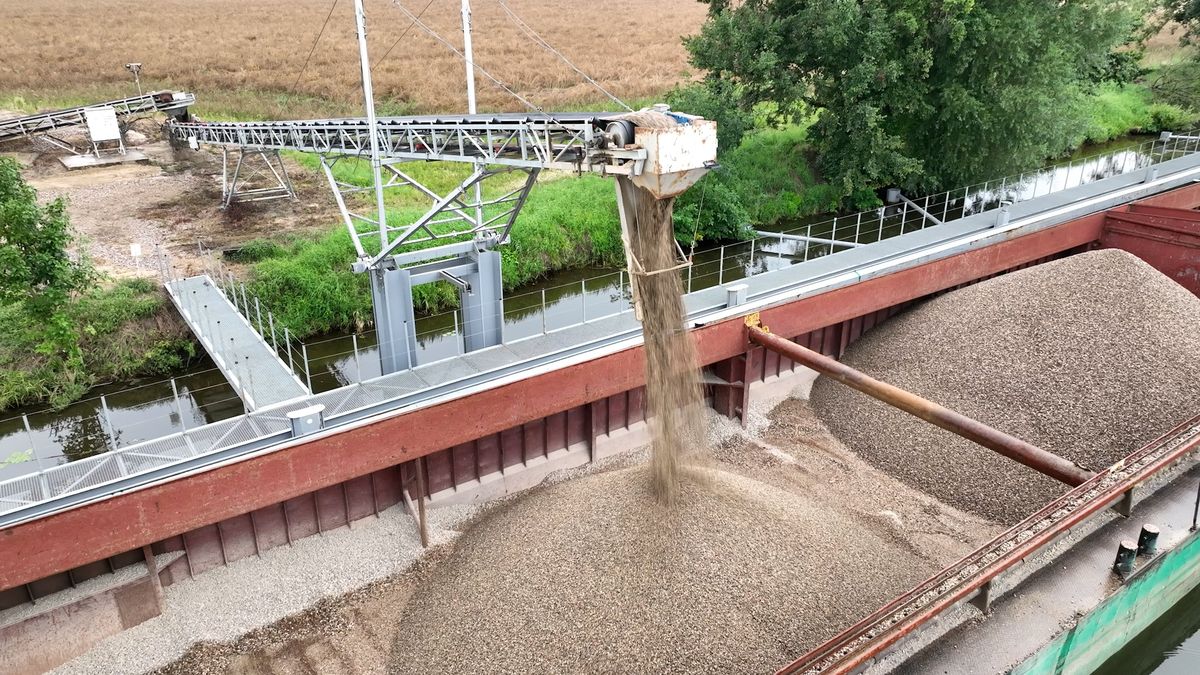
[165,275,309,411]
[59,150,148,170]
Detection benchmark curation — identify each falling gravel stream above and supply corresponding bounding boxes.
[627,190,708,504]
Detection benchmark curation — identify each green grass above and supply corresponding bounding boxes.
[0,278,197,410]
[721,123,845,223]
[246,169,625,337]
[1076,82,1198,146]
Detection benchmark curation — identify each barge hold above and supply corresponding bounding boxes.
[6,104,1200,675]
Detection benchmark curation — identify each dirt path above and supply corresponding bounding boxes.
[5,120,340,279]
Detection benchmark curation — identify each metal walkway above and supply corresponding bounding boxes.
[165,275,309,410]
[0,91,194,143]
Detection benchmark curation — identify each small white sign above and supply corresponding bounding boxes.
[129,243,142,258]
[83,106,122,143]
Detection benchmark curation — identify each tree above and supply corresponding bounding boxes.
[687,0,1148,194]
[1162,0,1200,43]
[0,157,96,401]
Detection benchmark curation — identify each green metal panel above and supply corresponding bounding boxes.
[1014,530,1200,675]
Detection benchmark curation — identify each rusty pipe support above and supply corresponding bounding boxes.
[747,325,1095,487]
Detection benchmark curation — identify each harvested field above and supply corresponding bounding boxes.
[389,465,936,674]
[811,249,1200,524]
[0,0,706,119]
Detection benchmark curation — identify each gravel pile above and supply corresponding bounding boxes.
[811,249,1200,523]
[52,504,476,675]
[389,465,933,674]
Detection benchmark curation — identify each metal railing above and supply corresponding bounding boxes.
[2,131,1198,521]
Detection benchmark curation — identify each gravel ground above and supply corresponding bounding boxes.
[715,397,1003,567]
[388,465,936,675]
[51,504,477,675]
[34,161,190,274]
[811,249,1200,523]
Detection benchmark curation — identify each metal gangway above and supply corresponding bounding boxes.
[164,274,309,411]
[0,90,194,150]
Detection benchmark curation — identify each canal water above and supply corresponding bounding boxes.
[0,134,1165,481]
[1093,580,1200,674]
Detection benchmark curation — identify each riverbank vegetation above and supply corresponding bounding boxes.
[0,159,195,409]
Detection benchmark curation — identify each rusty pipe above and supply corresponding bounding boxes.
[747,326,1095,487]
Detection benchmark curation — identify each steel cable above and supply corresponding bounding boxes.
[373,0,439,72]
[495,0,633,112]
[287,0,341,102]
[389,0,546,113]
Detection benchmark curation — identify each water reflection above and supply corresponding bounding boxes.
[0,366,240,482]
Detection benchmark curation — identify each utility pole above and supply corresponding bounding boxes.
[461,0,478,115]
[461,0,486,234]
[353,0,388,250]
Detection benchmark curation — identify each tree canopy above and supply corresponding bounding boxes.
[687,0,1148,194]
[1162,0,1200,42]
[0,157,95,380]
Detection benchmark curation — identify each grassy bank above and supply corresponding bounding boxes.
[1075,81,1198,146]
[0,278,196,410]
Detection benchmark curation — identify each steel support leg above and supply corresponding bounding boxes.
[460,250,504,353]
[223,150,295,209]
[371,266,418,375]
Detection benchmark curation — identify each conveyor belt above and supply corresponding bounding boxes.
[169,111,650,174]
[0,91,194,142]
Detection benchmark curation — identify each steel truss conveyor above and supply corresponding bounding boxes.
[0,91,195,146]
[171,109,717,375]
[169,112,649,175]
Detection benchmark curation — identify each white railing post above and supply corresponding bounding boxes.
[302,342,313,391]
[171,378,187,432]
[352,333,362,382]
[581,279,587,323]
[285,327,294,371]
[100,395,118,451]
[22,414,45,472]
[455,311,464,352]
